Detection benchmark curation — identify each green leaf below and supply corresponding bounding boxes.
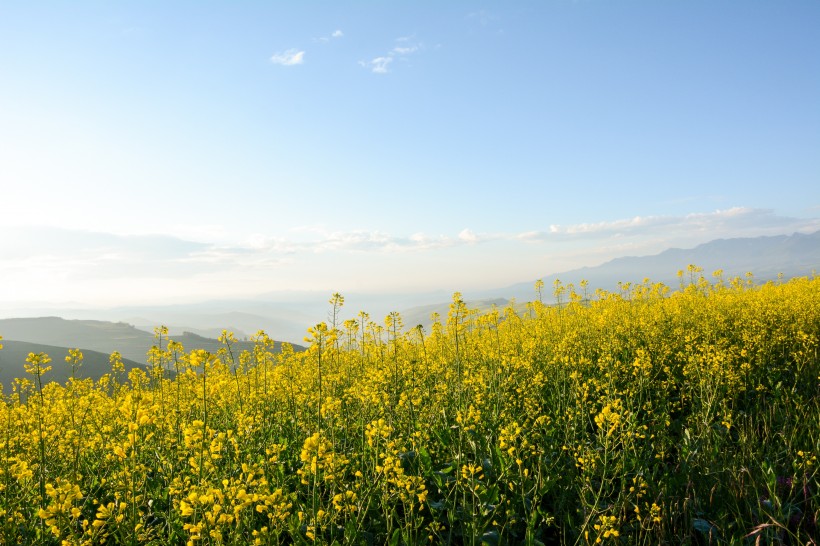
[389,528,402,546]
[418,446,432,469]
[480,530,500,546]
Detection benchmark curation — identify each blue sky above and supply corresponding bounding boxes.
[1,1,818,306]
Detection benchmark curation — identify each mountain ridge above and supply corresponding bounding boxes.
[1,231,816,344]
[471,230,819,303]
[0,317,304,367]
[0,339,149,388]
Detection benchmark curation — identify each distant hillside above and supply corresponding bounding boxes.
[83,307,318,347]
[2,232,816,346]
[474,230,820,303]
[399,298,510,331]
[0,317,305,366]
[0,318,154,364]
[395,231,819,332]
[0,339,149,388]
[168,331,304,359]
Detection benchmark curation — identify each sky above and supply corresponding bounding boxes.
[1,1,819,308]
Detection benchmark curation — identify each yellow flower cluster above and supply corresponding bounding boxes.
[38,479,83,537]
[0,272,815,543]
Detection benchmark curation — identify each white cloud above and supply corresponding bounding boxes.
[361,56,393,74]
[392,45,418,55]
[257,229,460,253]
[270,49,305,66]
[458,228,479,243]
[317,30,344,42]
[7,210,814,276]
[9,210,814,282]
[2,210,817,308]
[361,37,422,74]
[516,208,820,242]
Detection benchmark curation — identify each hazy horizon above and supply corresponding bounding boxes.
[2,2,818,308]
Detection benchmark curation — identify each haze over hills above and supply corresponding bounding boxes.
[0,317,304,368]
[0,318,155,364]
[398,231,820,330]
[62,304,320,347]
[1,293,455,345]
[469,231,820,303]
[0,339,149,389]
[0,232,816,345]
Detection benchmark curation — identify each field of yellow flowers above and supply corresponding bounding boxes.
[0,269,818,545]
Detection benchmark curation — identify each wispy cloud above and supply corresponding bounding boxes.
[270,48,305,66]
[0,226,481,268]
[244,227,479,255]
[6,209,815,268]
[516,208,820,243]
[361,36,422,74]
[317,29,344,42]
[392,45,418,55]
[360,56,393,74]
[458,229,480,243]
[7,209,814,275]
[1,211,816,305]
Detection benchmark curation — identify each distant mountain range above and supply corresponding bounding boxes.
[0,339,149,389]
[398,231,820,328]
[0,317,304,371]
[472,230,820,303]
[32,303,324,350]
[0,231,816,348]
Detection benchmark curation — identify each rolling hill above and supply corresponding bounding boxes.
[0,339,149,389]
[0,317,304,367]
[1,232,816,349]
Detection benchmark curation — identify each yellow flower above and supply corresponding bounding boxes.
[179,501,194,517]
[24,352,52,376]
